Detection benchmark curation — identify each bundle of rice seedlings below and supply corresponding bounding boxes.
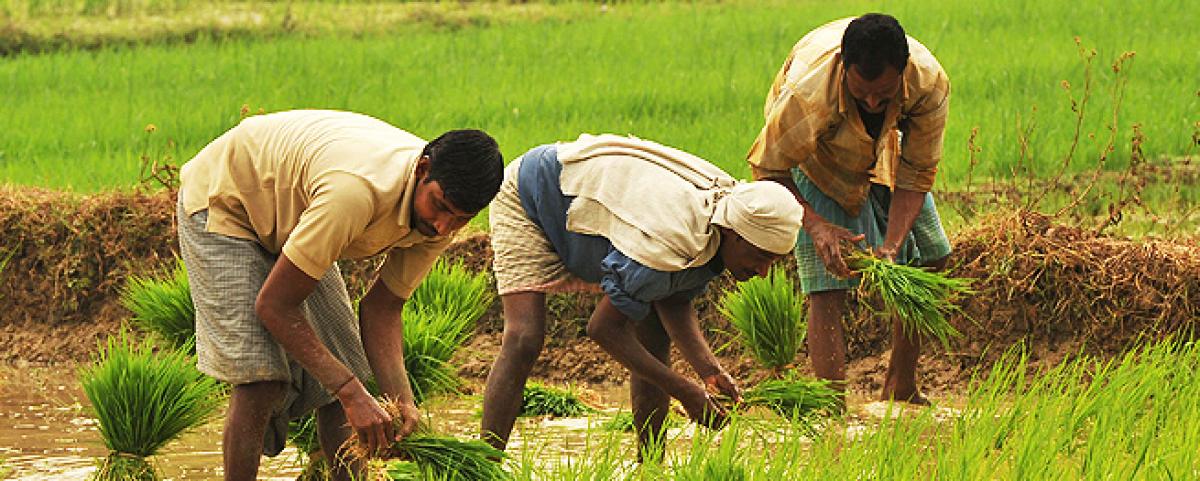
[740,374,842,420]
[79,331,224,480]
[718,265,805,372]
[600,410,685,433]
[402,260,494,405]
[344,400,509,481]
[405,259,494,333]
[849,251,973,349]
[520,383,595,417]
[120,259,195,352]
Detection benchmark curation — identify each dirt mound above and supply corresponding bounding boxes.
[0,189,1197,394]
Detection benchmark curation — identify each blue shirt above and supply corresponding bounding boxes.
[517,145,724,320]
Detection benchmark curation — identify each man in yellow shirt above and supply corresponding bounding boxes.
[177,110,503,480]
[747,14,952,404]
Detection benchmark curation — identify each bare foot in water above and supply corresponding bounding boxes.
[880,389,931,406]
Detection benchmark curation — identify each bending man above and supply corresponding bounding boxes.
[747,14,952,404]
[481,134,804,457]
[177,109,503,480]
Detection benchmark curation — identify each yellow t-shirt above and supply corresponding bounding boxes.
[179,109,451,299]
[747,17,951,216]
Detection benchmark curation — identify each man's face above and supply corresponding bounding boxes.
[718,228,786,282]
[411,157,475,237]
[845,64,902,114]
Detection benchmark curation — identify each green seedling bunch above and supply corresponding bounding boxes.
[741,374,842,420]
[520,383,595,418]
[120,259,195,352]
[719,265,805,371]
[849,251,973,348]
[79,331,223,480]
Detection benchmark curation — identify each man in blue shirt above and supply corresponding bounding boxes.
[481,134,804,457]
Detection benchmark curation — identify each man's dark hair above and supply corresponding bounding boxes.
[841,13,910,80]
[421,129,504,213]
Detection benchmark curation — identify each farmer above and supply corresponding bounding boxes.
[481,134,804,457]
[176,109,503,480]
[746,14,952,404]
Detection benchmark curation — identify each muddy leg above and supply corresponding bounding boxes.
[631,314,671,463]
[807,290,849,399]
[880,255,946,405]
[316,400,365,481]
[481,292,547,450]
[223,381,287,481]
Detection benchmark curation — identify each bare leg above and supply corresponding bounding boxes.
[481,292,547,450]
[223,381,287,481]
[631,314,671,463]
[316,400,365,481]
[880,255,947,405]
[807,290,849,390]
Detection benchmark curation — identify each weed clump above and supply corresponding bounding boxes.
[79,331,223,481]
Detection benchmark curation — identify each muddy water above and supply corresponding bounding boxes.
[0,365,957,479]
[0,365,639,480]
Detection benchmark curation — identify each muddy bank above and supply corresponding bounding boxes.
[1,188,1197,393]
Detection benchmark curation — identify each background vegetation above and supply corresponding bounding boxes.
[1,0,1195,197]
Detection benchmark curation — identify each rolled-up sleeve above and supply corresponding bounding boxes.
[377,236,453,299]
[599,250,672,321]
[896,75,950,192]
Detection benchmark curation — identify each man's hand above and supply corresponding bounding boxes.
[874,245,899,263]
[394,399,421,440]
[703,371,743,404]
[337,378,394,456]
[678,382,730,430]
[807,218,866,278]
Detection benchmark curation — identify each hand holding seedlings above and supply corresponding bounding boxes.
[679,381,731,429]
[704,371,744,404]
[807,217,866,279]
[336,377,395,456]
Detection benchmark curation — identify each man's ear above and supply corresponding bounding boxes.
[414,155,432,182]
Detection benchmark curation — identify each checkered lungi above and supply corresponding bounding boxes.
[791,168,953,294]
[176,199,374,456]
[489,149,601,296]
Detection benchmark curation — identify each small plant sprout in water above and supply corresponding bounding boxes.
[78,330,223,481]
[120,259,195,352]
[848,250,974,349]
[719,264,805,373]
[519,382,596,418]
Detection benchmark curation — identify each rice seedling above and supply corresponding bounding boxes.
[520,383,595,418]
[718,265,805,372]
[600,410,685,433]
[848,251,973,349]
[78,330,224,480]
[740,374,842,420]
[120,259,194,352]
[402,260,494,404]
[344,399,509,481]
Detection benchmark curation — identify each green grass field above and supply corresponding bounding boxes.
[1,0,1196,193]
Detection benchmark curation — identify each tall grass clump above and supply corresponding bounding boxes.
[520,382,594,418]
[78,331,223,480]
[402,260,493,404]
[120,259,194,352]
[849,251,972,349]
[719,265,804,372]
